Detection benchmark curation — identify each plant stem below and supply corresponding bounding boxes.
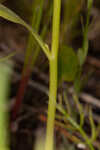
[45,0,61,150]
[57,104,94,150]
[12,0,45,120]
[24,0,44,69]
[0,61,12,150]
[12,66,31,120]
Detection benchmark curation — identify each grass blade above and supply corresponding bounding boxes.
[0,3,50,59]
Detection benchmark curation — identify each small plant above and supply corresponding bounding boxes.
[0,1,60,150]
[0,0,98,150]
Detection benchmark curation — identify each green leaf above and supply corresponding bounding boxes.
[0,3,26,25]
[58,45,78,82]
[0,4,50,59]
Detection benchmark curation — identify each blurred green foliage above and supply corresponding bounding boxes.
[61,0,84,44]
[0,61,12,150]
[0,0,96,150]
[58,45,79,82]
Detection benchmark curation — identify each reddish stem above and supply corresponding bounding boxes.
[12,65,31,120]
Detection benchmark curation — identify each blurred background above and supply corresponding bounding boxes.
[0,0,100,150]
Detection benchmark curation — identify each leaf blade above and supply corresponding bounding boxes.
[58,45,79,82]
[0,4,50,59]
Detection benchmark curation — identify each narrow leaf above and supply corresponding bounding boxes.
[0,4,50,59]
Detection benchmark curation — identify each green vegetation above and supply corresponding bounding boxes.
[1,0,100,150]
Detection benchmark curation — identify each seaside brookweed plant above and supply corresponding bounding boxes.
[0,1,60,150]
[0,0,95,150]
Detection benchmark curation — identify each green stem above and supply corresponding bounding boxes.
[0,51,17,62]
[25,24,51,60]
[24,0,44,69]
[45,0,61,150]
[66,113,94,150]
[57,105,94,150]
[0,61,12,150]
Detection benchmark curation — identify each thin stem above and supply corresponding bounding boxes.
[24,0,44,68]
[12,0,45,120]
[57,105,95,150]
[45,0,61,150]
[0,51,17,62]
[73,93,84,127]
[26,23,51,60]
[0,3,51,60]
[66,113,94,150]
